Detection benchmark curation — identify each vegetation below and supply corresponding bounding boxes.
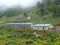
[0,0,60,45]
[0,27,60,45]
[0,0,60,24]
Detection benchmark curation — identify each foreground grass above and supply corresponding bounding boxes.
[0,27,60,45]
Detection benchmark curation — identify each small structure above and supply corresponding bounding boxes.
[16,17,31,21]
[33,24,54,30]
[5,23,33,30]
[54,24,60,30]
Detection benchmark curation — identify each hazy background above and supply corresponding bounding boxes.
[0,0,42,8]
[0,0,60,24]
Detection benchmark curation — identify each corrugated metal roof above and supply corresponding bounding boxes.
[34,24,52,27]
[6,23,32,25]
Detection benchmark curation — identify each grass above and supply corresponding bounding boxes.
[0,11,60,45]
[0,9,60,25]
[0,27,60,45]
[0,21,6,27]
[0,13,60,24]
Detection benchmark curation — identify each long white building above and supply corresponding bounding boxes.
[5,23,54,30]
[6,23,33,30]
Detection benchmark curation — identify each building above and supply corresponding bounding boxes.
[5,23,33,30]
[16,17,31,21]
[54,24,60,30]
[5,23,54,30]
[33,24,54,30]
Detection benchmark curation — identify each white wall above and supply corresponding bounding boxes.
[33,26,43,30]
[33,26,49,30]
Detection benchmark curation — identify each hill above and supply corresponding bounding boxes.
[0,0,60,24]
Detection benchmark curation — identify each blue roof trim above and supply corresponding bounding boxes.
[34,24,52,27]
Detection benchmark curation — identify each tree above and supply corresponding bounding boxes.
[36,1,45,16]
[24,13,27,17]
[54,0,60,5]
[5,6,22,17]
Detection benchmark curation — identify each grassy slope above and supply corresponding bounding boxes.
[0,7,60,24]
[0,27,60,45]
[1,13,60,24]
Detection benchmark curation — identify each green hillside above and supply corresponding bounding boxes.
[0,27,60,45]
[0,0,60,45]
[0,8,60,24]
[0,0,60,24]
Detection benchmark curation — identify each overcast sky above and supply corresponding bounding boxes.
[0,0,42,8]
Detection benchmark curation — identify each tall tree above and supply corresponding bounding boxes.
[24,13,27,17]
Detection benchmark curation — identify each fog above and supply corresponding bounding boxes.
[0,0,42,8]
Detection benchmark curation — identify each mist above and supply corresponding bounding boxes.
[0,0,42,9]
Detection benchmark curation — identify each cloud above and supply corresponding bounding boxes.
[0,0,42,8]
